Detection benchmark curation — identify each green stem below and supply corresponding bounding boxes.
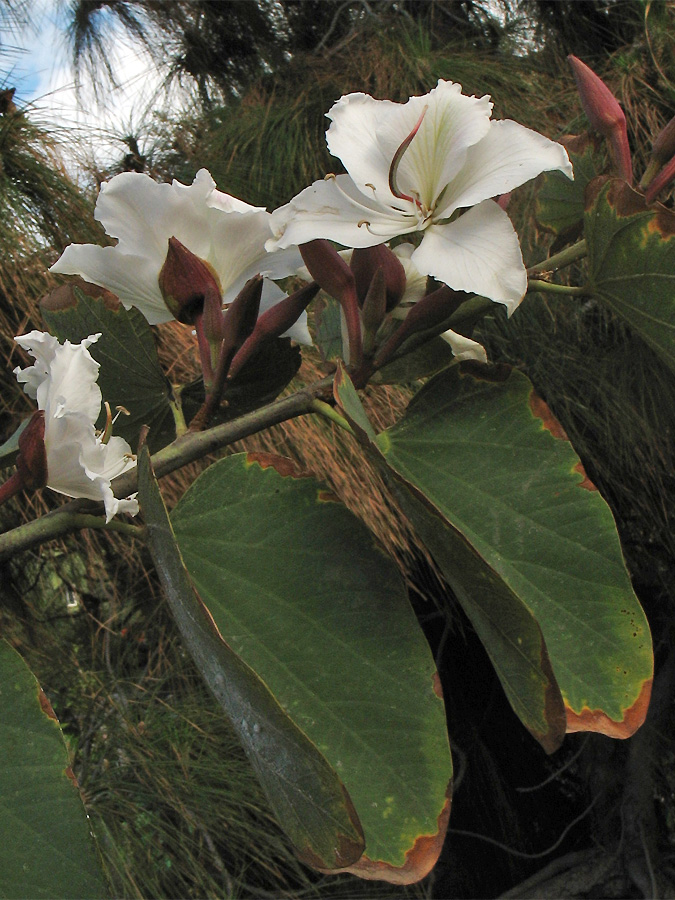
[527,280,588,296]
[311,399,356,435]
[169,387,188,437]
[527,240,588,276]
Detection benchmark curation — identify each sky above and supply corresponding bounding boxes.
[4,0,173,176]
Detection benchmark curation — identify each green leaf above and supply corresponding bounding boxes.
[388,477,566,753]
[536,139,602,236]
[181,337,301,426]
[585,177,675,373]
[41,289,176,452]
[171,453,452,882]
[377,365,653,738]
[372,336,456,385]
[0,640,107,899]
[333,362,377,441]
[138,449,365,872]
[0,419,29,468]
[313,295,343,362]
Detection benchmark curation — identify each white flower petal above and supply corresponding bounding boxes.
[412,201,526,312]
[14,331,138,520]
[394,81,493,210]
[51,244,172,325]
[392,243,428,305]
[438,119,573,216]
[326,82,492,211]
[441,329,488,363]
[268,174,416,251]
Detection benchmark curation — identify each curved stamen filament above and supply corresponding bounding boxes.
[389,105,428,208]
[326,173,407,222]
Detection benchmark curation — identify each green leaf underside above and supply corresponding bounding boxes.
[387,477,565,753]
[536,144,601,235]
[0,640,107,899]
[42,290,175,452]
[586,178,675,374]
[334,363,377,441]
[171,454,452,869]
[377,366,652,731]
[138,450,364,871]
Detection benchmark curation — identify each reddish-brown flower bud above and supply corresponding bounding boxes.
[300,239,362,366]
[373,286,468,369]
[15,410,48,490]
[350,246,406,311]
[645,153,675,205]
[228,282,320,380]
[568,55,632,183]
[361,268,387,357]
[158,236,223,327]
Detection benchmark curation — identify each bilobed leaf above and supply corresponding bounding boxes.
[170,453,452,883]
[585,177,675,373]
[0,640,107,899]
[41,289,176,452]
[377,365,653,738]
[138,449,364,872]
[334,368,565,753]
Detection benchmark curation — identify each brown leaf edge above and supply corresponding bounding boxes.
[529,392,597,491]
[565,676,652,739]
[316,782,452,885]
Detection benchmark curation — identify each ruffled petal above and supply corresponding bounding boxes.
[14,331,60,398]
[411,201,527,312]
[438,119,573,216]
[40,336,102,422]
[268,174,416,251]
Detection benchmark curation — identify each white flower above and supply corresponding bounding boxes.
[13,331,139,522]
[51,169,310,343]
[268,80,573,313]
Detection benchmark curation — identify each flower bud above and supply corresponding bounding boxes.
[568,55,632,183]
[644,154,675,205]
[15,410,48,490]
[228,282,320,380]
[641,114,675,193]
[373,285,468,370]
[220,275,263,366]
[158,236,223,327]
[350,246,406,311]
[361,268,387,357]
[300,239,361,366]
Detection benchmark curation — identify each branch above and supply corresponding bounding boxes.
[0,379,332,562]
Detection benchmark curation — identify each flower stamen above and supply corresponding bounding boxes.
[389,105,428,209]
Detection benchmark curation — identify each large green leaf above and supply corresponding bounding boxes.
[0,640,107,899]
[138,449,364,872]
[585,177,675,373]
[41,289,176,452]
[377,365,652,738]
[170,453,452,883]
[334,366,566,753]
